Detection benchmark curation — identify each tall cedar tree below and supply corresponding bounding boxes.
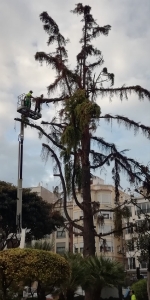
[15,5,150,299]
[15,3,150,251]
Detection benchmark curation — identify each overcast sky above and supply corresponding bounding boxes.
[0,0,149,192]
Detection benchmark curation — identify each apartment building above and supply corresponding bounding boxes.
[30,182,149,275]
[31,184,57,204]
[124,194,150,277]
[50,176,129,265]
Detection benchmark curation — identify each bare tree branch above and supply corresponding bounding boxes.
[100,114,150,139]
[14,118,66,152]
[96,224,135,238]
[90,151,113,169]
[42,143,83,231]
[41,121,66,129]
[88,85,150,100]
[72,154,83,210]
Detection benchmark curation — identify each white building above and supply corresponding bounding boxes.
[124,195,150,276]
[31,184,56,203]
[50,176,129,265]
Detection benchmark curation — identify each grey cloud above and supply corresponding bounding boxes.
[0,0,149,189]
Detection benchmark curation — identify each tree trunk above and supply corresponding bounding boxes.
[85,288,101,300]
[66,289,75,300]
[118,285,123,300]
[2,276,7,300]
[59,289,74,300]
[2,289,7,300]
[59,292,66,300]
[69,223,73,253]
[81,127,95,300]
[81,128,95,257]
[37,282,46,300]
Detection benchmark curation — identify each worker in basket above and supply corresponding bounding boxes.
[24,90,34,109]
[34,94,44,113]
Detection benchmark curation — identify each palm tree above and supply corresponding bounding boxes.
[83,256,125,300]
[27,240,54,251]
[26,240,54,251]
[59,253,85,300]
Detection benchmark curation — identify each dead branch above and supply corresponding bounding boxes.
[42,143,83,231]
[100,114,150,139]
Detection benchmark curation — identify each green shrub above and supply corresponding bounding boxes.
[131,279,148,300]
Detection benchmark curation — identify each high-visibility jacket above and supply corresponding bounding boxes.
[131,294,136,300]
[26,92,32,99]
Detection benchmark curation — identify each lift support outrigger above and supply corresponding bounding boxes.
[0,94,42,250]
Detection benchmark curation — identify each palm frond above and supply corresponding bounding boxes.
[83,256,124,291]
[27,240,54,251]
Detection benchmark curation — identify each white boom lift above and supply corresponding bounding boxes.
[1,94,42,250]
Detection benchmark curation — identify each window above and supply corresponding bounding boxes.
[147,202,150,213]
[102,225,111,234]
[74,243,79,253]
[142,203,147,213]
[127,239,134,251]
[126,223,133,234]
[140,261,147,269]
[79,243,83,253]
[128,257,135,269]
[80,211,83,218]
[74,227,79,234]
[100,240,113,252]
[56,242,65,254]
[101,193,111,204]
[74,212,79,220]
[44,234,51,239]
[136,220,143,232]
[128,206,132,214]
[56,228,66,238]
[136,220,150,232]
[117,245,121,253]
[61,211,66,218]
[102,213,110,219]
[136,202,149,215]
[106,241,113,252]
[117,245,125,254]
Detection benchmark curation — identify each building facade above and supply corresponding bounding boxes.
[124,195,150,277]
[30,182,149,275]
[49,177,128,266]
[31,184,56,204]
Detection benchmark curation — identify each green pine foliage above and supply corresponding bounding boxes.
[61,89,100,153]
[60,89,100,194]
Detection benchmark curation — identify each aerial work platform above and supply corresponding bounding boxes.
[17,93,42,120]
